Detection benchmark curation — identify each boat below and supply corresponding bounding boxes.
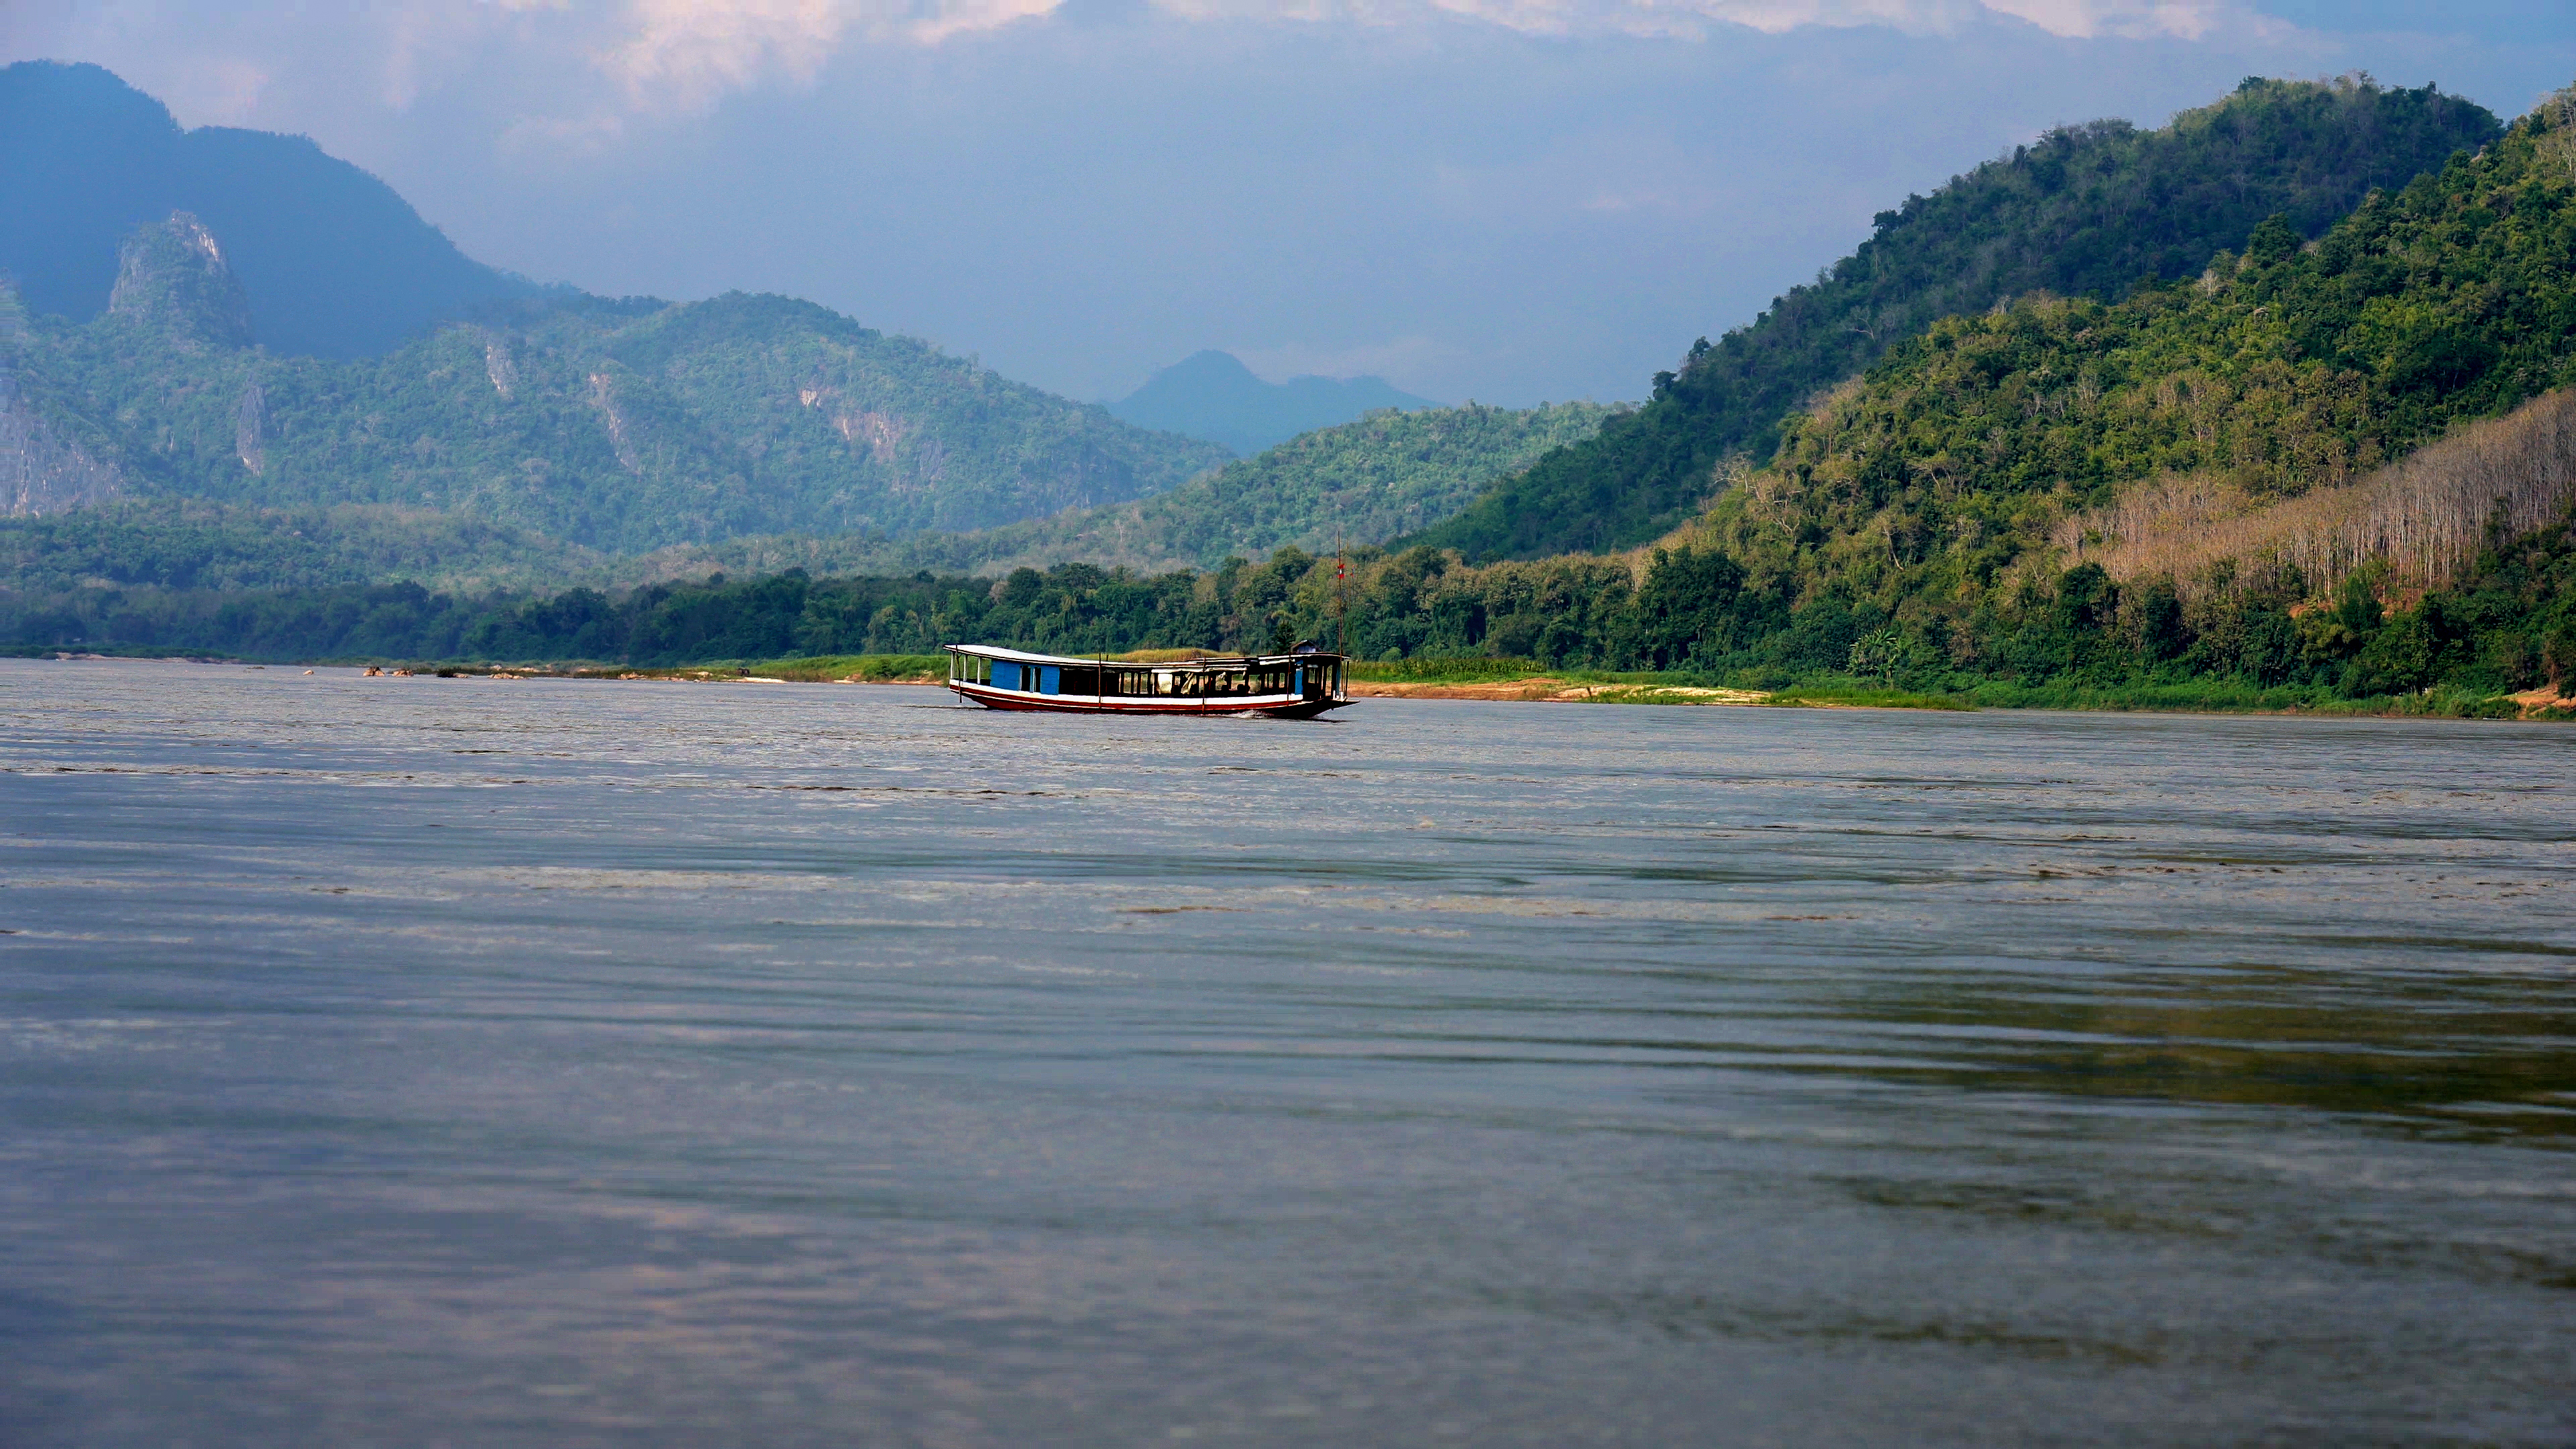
[944,644,1351,718]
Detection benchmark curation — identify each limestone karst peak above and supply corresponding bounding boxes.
[109,212,254,350]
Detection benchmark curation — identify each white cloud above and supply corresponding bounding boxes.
[1139,0,2245,40]
[496,107,633,154]
[601,0,853,107]
[0,0,2272,133]
[596,0,1067,109]
[1976,0,2237,41]
[425,0,2267,120]
[904,0,1063,44]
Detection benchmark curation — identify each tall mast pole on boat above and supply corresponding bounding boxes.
[1335,543,1348,661]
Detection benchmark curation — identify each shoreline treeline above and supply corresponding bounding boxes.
[8,489,2574,707]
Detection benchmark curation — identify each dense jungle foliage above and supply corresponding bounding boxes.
[1406,76,2503,561]
[0,498,595,593]
[1674,95,2576,657]
[0,400,1611,592]
[857,401,1614,576]
[7,219,1600,585]
[9,521,2571,712]
[1,557,1319,667]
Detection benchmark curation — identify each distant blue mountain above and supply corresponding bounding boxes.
[1107,350,1437,457]
[0,60,543,358]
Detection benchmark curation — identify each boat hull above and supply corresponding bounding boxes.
[949,682,1347,718]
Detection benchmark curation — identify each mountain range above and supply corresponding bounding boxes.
[0,60,1575,586]
[0,61,543,360]
[5,58,2559,703]
[694,399,1617,579]
[3,226,1232,551]
[1105,350,1438,457]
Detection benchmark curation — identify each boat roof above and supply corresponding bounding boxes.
[946,644,1342,666]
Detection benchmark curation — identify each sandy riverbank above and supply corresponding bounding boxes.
[1346,678,1771,704]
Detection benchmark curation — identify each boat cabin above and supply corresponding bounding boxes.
[945,645,1350,718]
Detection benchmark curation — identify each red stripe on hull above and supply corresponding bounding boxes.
[949,684,1346,719]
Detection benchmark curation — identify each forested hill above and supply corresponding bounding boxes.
[1405,76,2502,563]
[4,229,1231,553]
[1664,91,2576,653]
[0,392,1597,592]
[816,400,1613,576]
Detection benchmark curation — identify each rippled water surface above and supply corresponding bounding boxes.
[4,658,2573,1446]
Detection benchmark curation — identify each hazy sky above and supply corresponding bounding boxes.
[7,1,2570,405]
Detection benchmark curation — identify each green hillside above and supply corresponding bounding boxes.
[1676,101,2575,646]
[1404,76,2502,562]
[0,394,1605,591]
[835,400,1613,575]
[0,500,596,594]
[3,227,1229,557]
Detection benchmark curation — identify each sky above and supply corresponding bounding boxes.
[5,1,2571,406]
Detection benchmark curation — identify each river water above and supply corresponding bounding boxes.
[2,658,2571,1446]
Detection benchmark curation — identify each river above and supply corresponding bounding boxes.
[3,658,2571,1445]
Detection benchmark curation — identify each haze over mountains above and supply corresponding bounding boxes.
[1106,352,1438,458]
[0,62,541,360]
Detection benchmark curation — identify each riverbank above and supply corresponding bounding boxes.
[461,665,2576,720]
[1348,677,1764,704]
[25,647,2576,719]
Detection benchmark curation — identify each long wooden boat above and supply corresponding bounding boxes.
[945,644,1351,718]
